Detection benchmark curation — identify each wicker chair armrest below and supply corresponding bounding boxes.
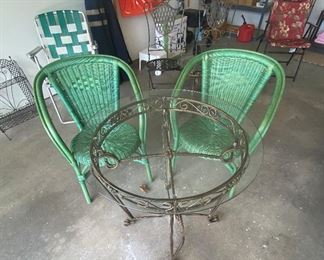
[34,71,76,166]
[249,65,285,153]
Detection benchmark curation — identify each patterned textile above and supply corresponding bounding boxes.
[267,0,312,48]
[269,39,311,48]
[35,10,96,60]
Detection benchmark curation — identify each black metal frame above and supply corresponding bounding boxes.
[193,0,234,55]
[0,58,37,139]
[146,58,182,89]
[256,0,318,81]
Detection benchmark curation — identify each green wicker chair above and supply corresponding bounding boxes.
[34,54,152,204]
[171,49,285,191]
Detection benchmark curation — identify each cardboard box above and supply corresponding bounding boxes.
[238,0,257,6]
[226,24,240,38]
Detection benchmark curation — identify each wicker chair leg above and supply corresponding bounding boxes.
[79,179,92,204]
[75,168,91,204]
[144,160,153,183]
[81,182,91,204]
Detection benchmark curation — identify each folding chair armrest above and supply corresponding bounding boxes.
[306,21,318,28]
[92,41,99,54]
[26,46,45,69]
[27,46,43,59]
[304,22,319,40]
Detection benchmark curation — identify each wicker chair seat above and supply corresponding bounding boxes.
[71,123,140,166]
[178,117,234,156]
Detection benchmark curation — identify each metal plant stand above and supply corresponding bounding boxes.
[144,1,187,89]
[194,0,234,54]
[90,95,260,259]
[0,58,37,139]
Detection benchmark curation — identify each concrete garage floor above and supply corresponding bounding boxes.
[1,40,324,260]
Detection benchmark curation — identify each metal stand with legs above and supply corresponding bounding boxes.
[90,97,249,259]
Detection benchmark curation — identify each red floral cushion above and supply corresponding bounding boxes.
[267,0,312,41]
[269,38,311,48]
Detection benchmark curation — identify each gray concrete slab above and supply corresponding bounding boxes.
[1,39,324,260]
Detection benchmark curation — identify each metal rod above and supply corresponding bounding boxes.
[207,192,226,222]
[170,214,175,259]
[174,215,185,257]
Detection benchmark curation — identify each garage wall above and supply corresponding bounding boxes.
[117,0,324,61]
[1,0,323,84]
[0,0,85,84]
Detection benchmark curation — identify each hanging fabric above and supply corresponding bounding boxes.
[118,0,163,17]
[85,0,132,64]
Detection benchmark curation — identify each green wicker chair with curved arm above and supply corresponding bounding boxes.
[34,54,152,204]
[171,49,285,196]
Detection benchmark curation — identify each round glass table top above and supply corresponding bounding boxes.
[88,90,263,214]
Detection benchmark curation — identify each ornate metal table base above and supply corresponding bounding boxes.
[91,96,248,259]
[122,207,224,259]
[92,162,225,259]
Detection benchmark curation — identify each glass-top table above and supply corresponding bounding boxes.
[89,90,263,259]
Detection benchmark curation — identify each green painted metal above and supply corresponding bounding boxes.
[171,49,285,196]
[34,54,152,204]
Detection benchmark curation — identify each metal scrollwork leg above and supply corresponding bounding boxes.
[91,167,136,224]
[124,218,137,226]
[207,192,226,223]
[170,214,185,260]
[1,127,11,140]
[208,213,220,223]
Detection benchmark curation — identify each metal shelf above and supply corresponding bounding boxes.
[231,1,273,39]
[0,104,37,131]
[0,58,38,139]
[0,76,26,90]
